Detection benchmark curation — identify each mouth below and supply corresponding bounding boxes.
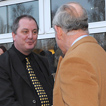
[27,42,34,45]
[26,41,34,45]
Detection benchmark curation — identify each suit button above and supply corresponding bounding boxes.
[32,100,36,104]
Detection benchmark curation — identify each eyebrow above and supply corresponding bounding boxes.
[22,28,38,31]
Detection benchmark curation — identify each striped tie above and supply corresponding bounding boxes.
[25,57,50,106]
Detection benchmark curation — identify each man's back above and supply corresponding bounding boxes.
[53,36,106,106]
[69,36,106,106]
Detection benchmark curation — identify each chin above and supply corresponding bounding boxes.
[26,45,35,50]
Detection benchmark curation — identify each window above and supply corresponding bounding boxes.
[51,0,105,23]
[0,0,106,42]
[45,0,106,35]
[90,33,106,51]
[0,0,44,43]
[0,0,39,34]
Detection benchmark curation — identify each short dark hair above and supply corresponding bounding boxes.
[0,46,7,52]
[12,15,39,34]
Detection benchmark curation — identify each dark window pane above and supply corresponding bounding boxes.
[90,33,106,51]
[51,0,105,25]
[0,6,7,34]
[0,0,39,34]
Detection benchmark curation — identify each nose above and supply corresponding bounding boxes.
[28,32,33,39]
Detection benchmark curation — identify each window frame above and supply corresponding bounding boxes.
[0,0,44,43]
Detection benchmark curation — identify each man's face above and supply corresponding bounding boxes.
[12,18,38,55]
[0,48,4,55]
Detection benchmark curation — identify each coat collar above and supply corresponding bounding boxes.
[66,36,98,55]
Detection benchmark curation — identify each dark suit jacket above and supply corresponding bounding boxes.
[0,47,54,106]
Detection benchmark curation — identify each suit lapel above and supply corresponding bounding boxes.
[8,48,31,88]
[33,54,52,88]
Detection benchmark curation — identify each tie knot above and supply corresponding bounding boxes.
[25,57,30,63]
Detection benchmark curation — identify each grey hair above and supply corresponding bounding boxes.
[12,15,39,34]
[52,2,88,33]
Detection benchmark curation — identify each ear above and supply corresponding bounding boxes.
[54,25,63,40]
[12,32,16,42]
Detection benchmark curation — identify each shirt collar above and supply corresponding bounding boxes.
[71,35,88,47]
[12,44,32,61]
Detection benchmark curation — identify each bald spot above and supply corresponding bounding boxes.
[67,2,83,17]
